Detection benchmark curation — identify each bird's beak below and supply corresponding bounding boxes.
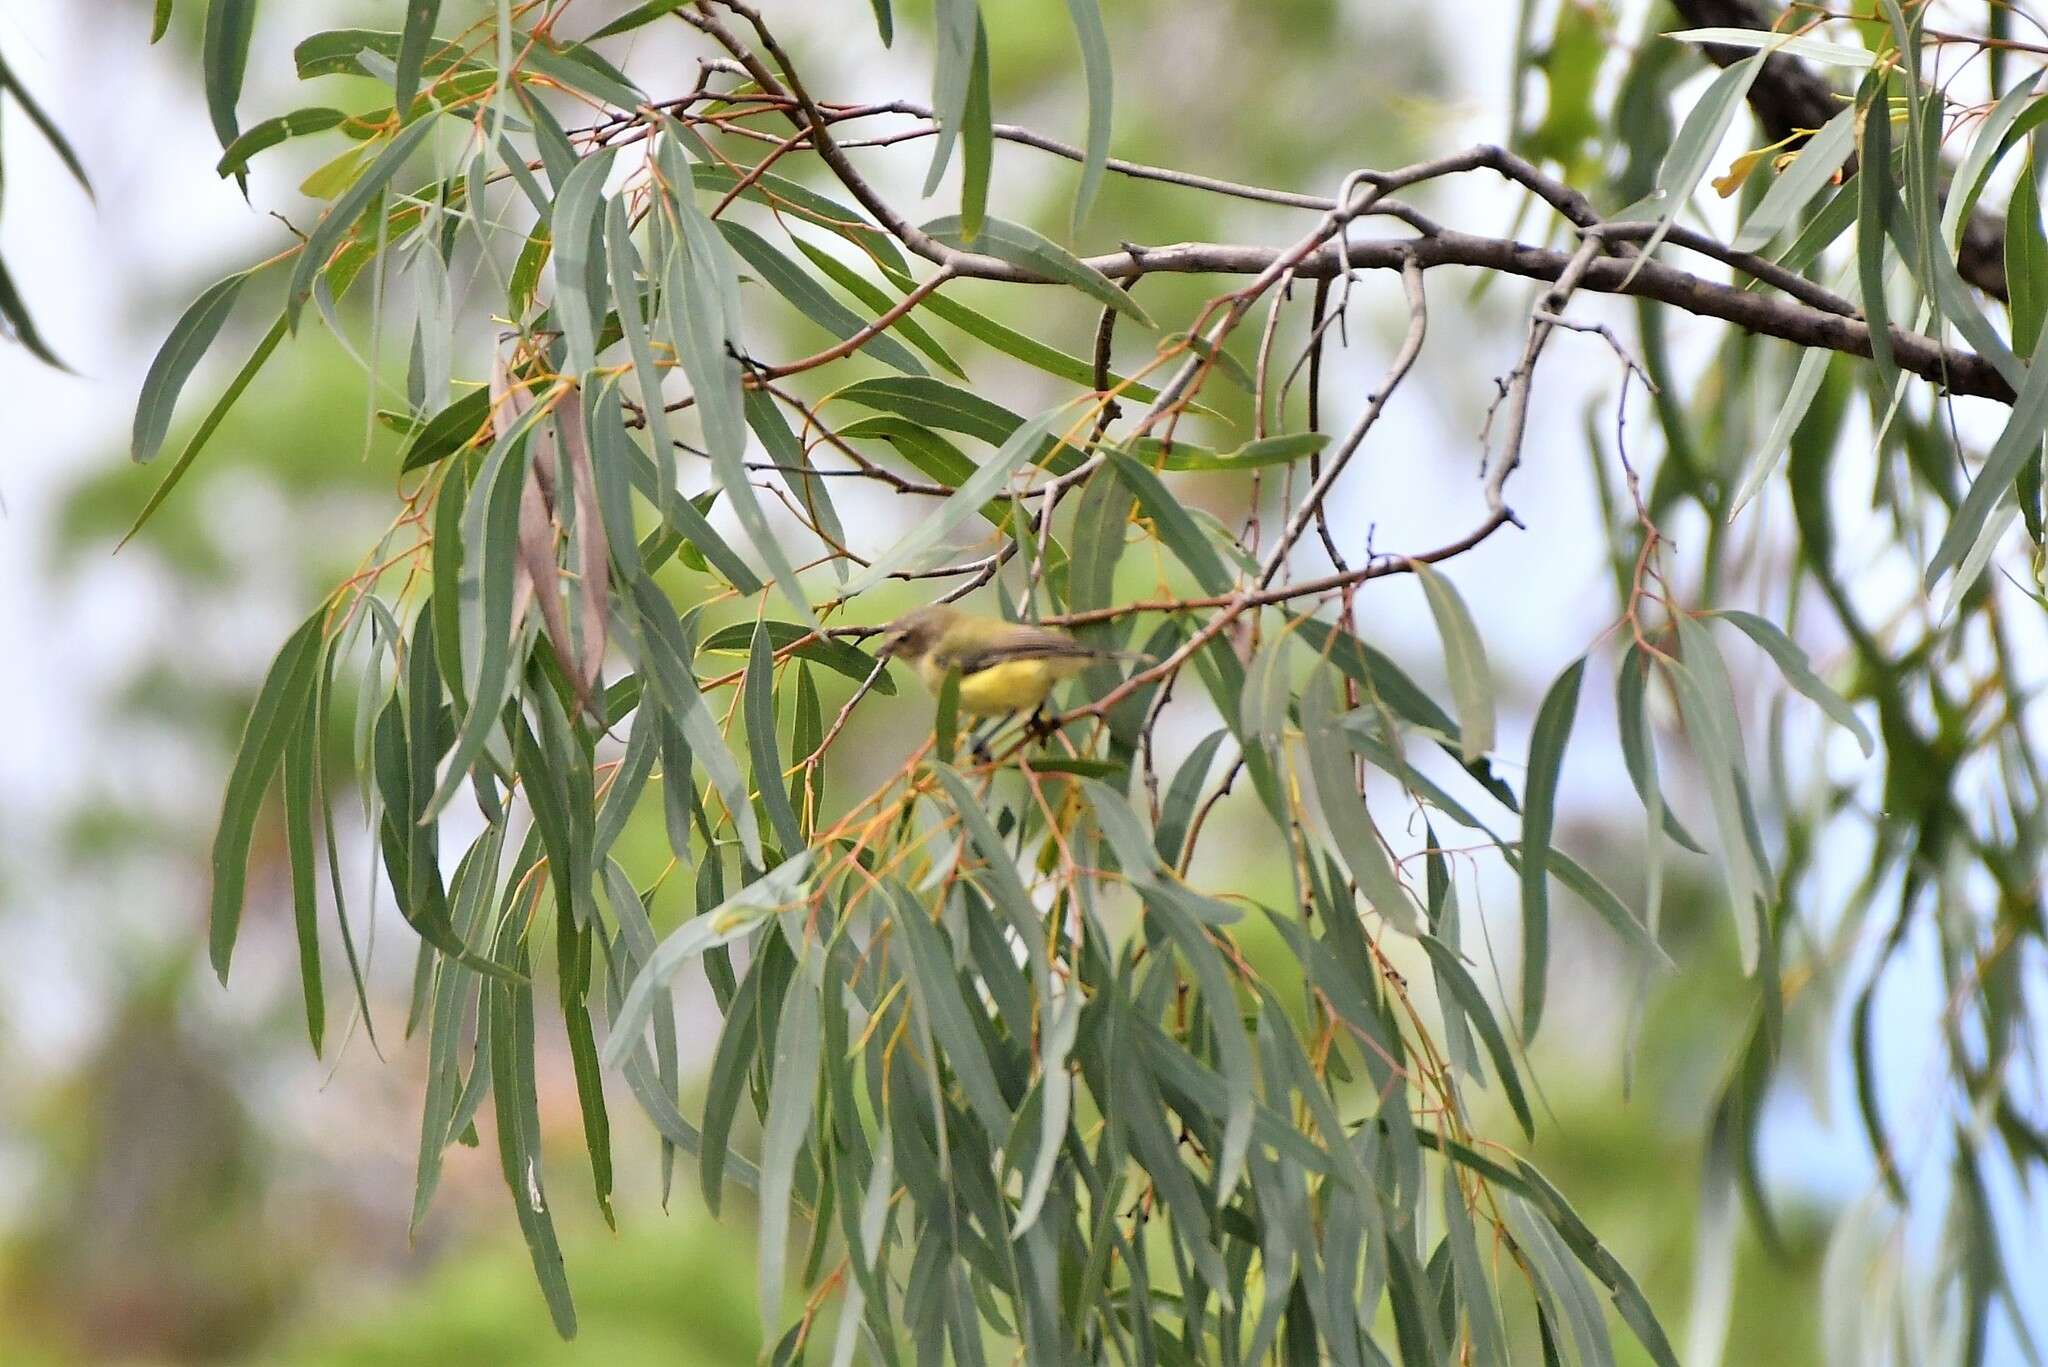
[875,630,904,660]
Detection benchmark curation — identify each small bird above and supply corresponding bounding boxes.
[874,604,1138,729]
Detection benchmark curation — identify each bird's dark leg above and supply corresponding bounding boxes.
[1023,706,1054,745]
[968,712,1017,764]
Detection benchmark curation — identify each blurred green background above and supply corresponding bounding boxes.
[0,1,1833,1361]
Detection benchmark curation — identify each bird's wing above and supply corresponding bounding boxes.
[944,627,1106,675]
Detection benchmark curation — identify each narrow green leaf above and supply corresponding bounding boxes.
[400,387,491,472]
[394,0,442,118]
[1625,53,1762,269]
[1615,645,1704,852]
[1547,848,1671,969]
[604,853,813,1062]
[719,221,926,375]
[132,273,248,464]
[1710,609,1875,755]
[1301,668,1421,935]
[1155,728,1227,867]
[836,374,1031,449]
[654,131,815,626]
[214,107,348,178]
[1946,73,2042,243]
[746,390,852,580]
[1062,0,1113,231]
[958,18,992,240]
[293,26,486,81]
[1512,1157,1681,1367]
[1665,28,1876,67]
[694,921,768,1215]
[626,579,763,867]
[1520,655,1585,1038]
[1135,883,1254,1199]
[933,668,960,761]
[1109,450,1234,595]
[873,257,1164,400]
[551,146,616,378]
[209,609,326,983]
[422,399,547,819]
[747,620,804,855]
[588,2,690,40]
[1128,432,1330,472]
[1732,107,1856,253]
[522,40,645,112]
[1924,329,2048,591]
[788,236,965,378]
[925,215,1153,326]
[1412,562,1495,763]
[202,0,257,153]
[840,405,1070,595]
[1443,1165,1510,1365]
[1418,934,1533,1136]
[488,972,579,1338]
[1668,630,1766,972]
[281,685,325,1055]
[1857,80,1900,389]
[759,969,821,1337]
[1730,342,1831,516]
[286,114,440,328]
[687,164,904,275]
[886,880,1009,1133]
[2011,150,2048,357]
[557,912,614,1228]
[412,826,504,1231]
[0,257,72,371]
[699,621,892,693]
[925,0,980,193]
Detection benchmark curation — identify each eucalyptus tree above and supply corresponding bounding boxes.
[116,1,2048,1362]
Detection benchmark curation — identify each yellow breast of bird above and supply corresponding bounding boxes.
[920,655,1090,714]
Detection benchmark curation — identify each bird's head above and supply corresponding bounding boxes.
[875,603,960,662]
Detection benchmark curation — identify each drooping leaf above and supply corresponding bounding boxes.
[1412,562,1495,763]
[758,968,821,1337]
[1732,107,1856,254]
[1109,449,1234,595]
[286,114,441,328]
[838,405,1071,595]
[488,968,579,1339]
[393,0,442,118]
[1519,655,1585,1039]
[719,221,927,375]
[957,18,992,241]
[1709,609,1875,755]
[202,0,258,155]
[0,50,93,195]
[210,609,327,982]
[1301,668,1420,936]
[625,579,763,868]
[1061,0,1113,231]
[604,854,814,1064]
[131,273,249,465]
[2009,149,2048,358]
[1417,935,1533,1137]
